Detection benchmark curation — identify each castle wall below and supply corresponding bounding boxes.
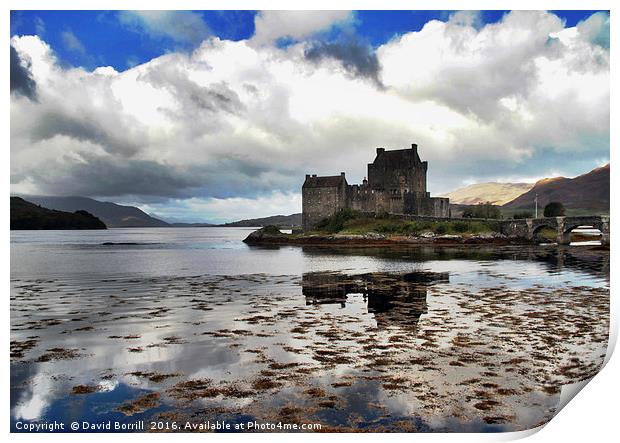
[347,185,375,212]
[403,193,450,217]
[374,192,391,214]
[302,179,348,231]
[302,145,450,231]
[347,186,407,215]
[429,197,450,218]
[347,187,448,218]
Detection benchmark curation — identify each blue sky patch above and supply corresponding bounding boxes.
[10,10,605,72]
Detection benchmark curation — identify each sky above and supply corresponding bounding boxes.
[10,10,610,223]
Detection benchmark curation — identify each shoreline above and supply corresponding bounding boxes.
[242,226,610,249]
[244,227,533,247]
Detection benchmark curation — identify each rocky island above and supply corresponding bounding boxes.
[243,211,527,247]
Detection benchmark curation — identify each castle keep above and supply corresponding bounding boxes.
[302,144,450,231]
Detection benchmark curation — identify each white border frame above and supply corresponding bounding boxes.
[3,1,616,442]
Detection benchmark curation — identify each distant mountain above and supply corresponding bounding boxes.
[503,164,609,213]
[11,197,106,230]
[20,196,169,228]
[442,182,534,206]
[221,213,302,228]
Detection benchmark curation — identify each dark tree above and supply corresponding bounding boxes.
[513,211,533,219]
[461,207,475,218]
[461,203,502,219]
[480,203,502,219]
[543,202,566,217]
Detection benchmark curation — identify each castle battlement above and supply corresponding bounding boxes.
[302,144,450,231]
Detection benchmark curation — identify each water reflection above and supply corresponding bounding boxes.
[10,229,610,433]
[303,271,449,332]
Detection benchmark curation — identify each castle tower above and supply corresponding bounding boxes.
[367,144,428,195]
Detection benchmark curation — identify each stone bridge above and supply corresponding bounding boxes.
[500,216,610,245]
[378,213,609,245]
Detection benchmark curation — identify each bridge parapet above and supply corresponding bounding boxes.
[357,212,609,244]
[500,216,609,245]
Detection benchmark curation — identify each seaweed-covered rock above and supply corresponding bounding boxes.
[243,225,288,244]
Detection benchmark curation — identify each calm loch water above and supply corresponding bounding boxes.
[10,228,610,432]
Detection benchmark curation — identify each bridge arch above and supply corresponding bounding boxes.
[563,221,604,234]
[561,222,604,245]
[531,222,558,243]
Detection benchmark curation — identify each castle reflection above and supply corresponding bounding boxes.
[301,271,449,330]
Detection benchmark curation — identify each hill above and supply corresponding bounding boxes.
[221,213,302,228]
[503,164,609,214]
[11,197,106,230]
[441,182,534,206]
[20,196,169,228]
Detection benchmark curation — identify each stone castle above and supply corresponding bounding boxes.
[302,144,450,231]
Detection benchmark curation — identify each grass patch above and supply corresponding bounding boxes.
[315,208,362,233]
[314,210,498,235]
[534,227,557,242]
[262,225,283,235]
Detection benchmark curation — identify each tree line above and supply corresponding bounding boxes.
[461,202,566,219]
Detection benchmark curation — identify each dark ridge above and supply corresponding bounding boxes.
[10,197,106,230]
[18,195,169,228]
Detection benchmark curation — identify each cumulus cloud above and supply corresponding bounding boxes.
[119,11,210,44]
[304,38,382,87]
[10,45,37,100]
[10,11,609,221]
[250,10,352,46]
[380,12,567,120]
[577,11,610,48]
[138,59,246,124]
[378,10,609,165]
